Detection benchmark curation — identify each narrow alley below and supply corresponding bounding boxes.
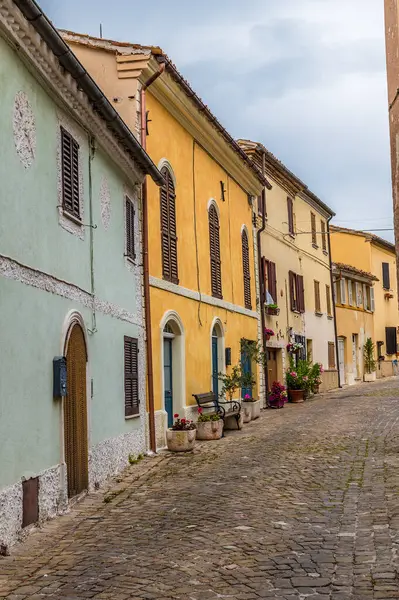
[2,380,399,600]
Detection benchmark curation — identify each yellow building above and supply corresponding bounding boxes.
[331,226,399,384]
[239,140,338,392]
[62,32,265,447]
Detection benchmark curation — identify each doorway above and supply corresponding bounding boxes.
[241,340,254,399]
[212,326,220,398]
[163,324,174,428]
[267,349,278,391]
[352,334,359,379]
[338,337,345,385]
[64,323,88,498]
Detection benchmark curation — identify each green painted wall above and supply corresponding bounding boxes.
[0,35,145,490]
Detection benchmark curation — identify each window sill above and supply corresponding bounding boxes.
[315,311,323,317]
[327,315,333,320]
[163,276,180,286]
[62,210,82,226]
[212,293,224,300]
[312,244,319,250]
[323,250,328,256]
[125,413,140,420]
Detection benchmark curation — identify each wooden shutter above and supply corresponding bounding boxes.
[289,271,296,311]
[326,285,332,316]
[287,197,294,235]
[328,342,336,369]
[297,275,305,313]
[125,197,135,260]
[261,256,267,300]
[242,230,251,309]
[321,221,327,251]
[124,336,139,417]
[160,167,179,284]
[61,127,80,219]
[370,286,375,312]
[348,280,353,305]
[209,205,222,298]
[265,260,277,303]
[314,280,321,313]
[363,284,368,310]
[385,327,397,355]
[340,278,346,304]
[311,213,317,246]
[382,262,390,290]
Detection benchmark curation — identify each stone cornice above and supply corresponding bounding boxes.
[0,0,144,187]
[141,60,263,196]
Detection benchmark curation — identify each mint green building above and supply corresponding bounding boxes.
[0,0,162,548]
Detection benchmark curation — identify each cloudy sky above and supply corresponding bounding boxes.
[42,0,393,240]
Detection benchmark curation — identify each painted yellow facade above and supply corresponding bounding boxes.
[331,226,399,384]
[63,32,264,447]
[239,140,338,392]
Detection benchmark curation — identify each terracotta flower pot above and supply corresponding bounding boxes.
[166,428,196,452]
[242,402,252,423]
[289,389,305,403]
[196,420,224,440]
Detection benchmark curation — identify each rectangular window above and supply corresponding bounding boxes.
[348,280,353,306]
[370,286,375,312]
[321,221,327,252]
[382,262,390,290]
[311,212,317,247]
[289,271,305,313]
[314,280,321,313]
[125,197,135,261]
[385,327,397,355]
[328,342,336,369]
[339,278,346,304]
[124,336,139,417]
[61,127,80,220]
[287,197,294,235]
[326,284,332,316]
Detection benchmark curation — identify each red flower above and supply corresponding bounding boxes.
[198,407,203,413]
[174,413,179,418]
[181,418,186,423]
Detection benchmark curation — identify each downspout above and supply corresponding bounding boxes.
[140,63,165,453]
[88,135,97,335]
[327,216,341,388]
[257,150,269,407]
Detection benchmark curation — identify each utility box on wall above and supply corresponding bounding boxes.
[53,356,67,398]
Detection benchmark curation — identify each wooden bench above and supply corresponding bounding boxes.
[192,391,242,432]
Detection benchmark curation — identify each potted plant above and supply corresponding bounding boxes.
[166,414,196,452]
[286,342,304,354]
[218,365,244,429]
[265,303,280,316]
[264,328,275,341]
[363,337,377,382]
[286,358,310,403]
[196,407,224,440]
[268,381,288,409]
[309,362,323,394]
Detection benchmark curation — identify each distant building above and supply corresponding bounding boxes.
[331,226,399,384]
[238,140,338,393]
[0,0,161,549]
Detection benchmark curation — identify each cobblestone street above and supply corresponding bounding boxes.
[2,379,399,599]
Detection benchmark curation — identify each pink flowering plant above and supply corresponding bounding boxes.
[309,362,323,391]
[264,328,275,337]
[268,381,288,408]
[171,413,196,431]
[286,357,312,391]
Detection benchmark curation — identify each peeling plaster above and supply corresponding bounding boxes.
[13,91,36,169]
[100,175,111,230]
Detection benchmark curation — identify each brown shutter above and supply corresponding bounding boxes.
[314,280,321,313]
[61,127,80,219]
[311,212,317,246]
[382,262,390,290]
[124,336,139,417]
[289,271,296,311]
[297,275,305,313]
[321,221,327,251]
[287,197,294,235]
[241,230,252,309]
[209,205,222,298]
[160,167,179,284]
[261,257,267,301]
[267,261,277,303]
[326,284,332,316]
[125,197,135,260]
[385,326,397,355]
[328,342,336,369]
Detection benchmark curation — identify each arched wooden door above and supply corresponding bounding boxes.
[64,323,88,498]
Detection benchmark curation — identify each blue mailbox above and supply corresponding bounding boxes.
[53,356,67,398]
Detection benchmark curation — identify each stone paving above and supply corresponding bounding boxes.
[2,379,399,599]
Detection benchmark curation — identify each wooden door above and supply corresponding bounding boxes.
[163,337,173,428]
[212,332,219,398]
[268,349,278,390]
[64,323,88,498]
[338,338,345,384]
[352,334,358,379]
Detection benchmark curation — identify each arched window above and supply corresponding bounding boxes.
[209,204,222,298]
[241,229,251,309]
[160,167,178,284]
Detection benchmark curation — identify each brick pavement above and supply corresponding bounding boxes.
[2,379,399,599]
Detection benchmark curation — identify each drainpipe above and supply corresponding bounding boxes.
[327,216,341,388]
[88,136,97,335]
[140,64,165,453]
[257,151,269,407]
